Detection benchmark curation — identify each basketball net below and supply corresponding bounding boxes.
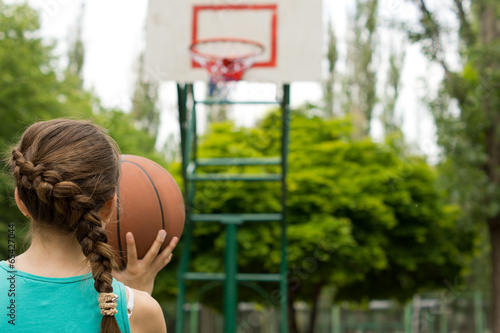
[190,38,265,99]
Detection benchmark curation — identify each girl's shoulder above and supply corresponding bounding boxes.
[128,288,167,333]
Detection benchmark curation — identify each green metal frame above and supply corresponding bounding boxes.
[175,83,291,333]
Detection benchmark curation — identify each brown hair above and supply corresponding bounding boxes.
[10,119,122,333]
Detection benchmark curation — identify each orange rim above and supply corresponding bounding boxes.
[190,38,265,62]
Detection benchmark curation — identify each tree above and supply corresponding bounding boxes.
[0,1,79,253]
[331,0,406,140]
[66,2,85,85]
[342,0,379,136]
[324,20,338,119]
[131,53,161,138]
[382,47,405,137]
[406,0,500,329]
[180,109,473,333]
[0,1,166,260]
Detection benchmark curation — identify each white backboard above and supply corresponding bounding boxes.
[144,0,323,83]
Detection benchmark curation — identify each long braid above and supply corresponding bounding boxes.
[71,191,120,333]
[10,119,122,333]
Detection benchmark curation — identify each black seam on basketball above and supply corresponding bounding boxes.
[132,156,172,176]
[117,155,126,268]
[124,160,166,231]
[132,156,180,191]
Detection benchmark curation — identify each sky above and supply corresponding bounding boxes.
[10,0,461,161]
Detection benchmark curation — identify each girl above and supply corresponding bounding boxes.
[1,119,178,332]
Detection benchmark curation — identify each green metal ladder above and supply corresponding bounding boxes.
[175,83,291,333]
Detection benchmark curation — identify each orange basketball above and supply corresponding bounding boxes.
[105,155,185,268]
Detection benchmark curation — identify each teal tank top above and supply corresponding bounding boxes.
[0,260,131,332]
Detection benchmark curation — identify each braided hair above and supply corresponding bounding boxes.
[10,119,122,333]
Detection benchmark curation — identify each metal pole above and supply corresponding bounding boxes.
[331,305,341,333]
[404,303,412,333]
[176,84,197,333]
[189,303,199,333]
[428,313,434,333]
[412,295,420,333]
[439,296,447,333]
[474,291,484,333]
[192,85,198,165]
[175,83,188,333]
[280,84,291,333]
[177,84,188,182]
[188,84,197,208]
[224,222,239,333]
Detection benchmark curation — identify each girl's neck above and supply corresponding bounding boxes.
[13,221,90,278]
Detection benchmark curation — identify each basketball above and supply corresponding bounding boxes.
[105,155,185,268]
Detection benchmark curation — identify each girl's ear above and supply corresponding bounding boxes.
[100,194,117,224]
[14,188,30,217]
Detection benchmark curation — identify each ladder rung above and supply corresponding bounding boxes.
[196,157,281,166]
[184,273,225,281]
[238,273,282,282]
[186,173,282,181]
[194,100,279,105]
[190,213,283,223]
[184,272,282,282]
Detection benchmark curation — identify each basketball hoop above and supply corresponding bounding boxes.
[190,38,265,85]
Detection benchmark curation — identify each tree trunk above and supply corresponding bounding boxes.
[288,283,300,333]
[489,218,500,332]
[480,3,500,332]
[305,283,324,333]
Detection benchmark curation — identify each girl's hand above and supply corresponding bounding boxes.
[112,230,178,294]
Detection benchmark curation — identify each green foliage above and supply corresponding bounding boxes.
[0,1,165,261]
[95,109,159,160]
[0,2,477,320]
[0,2,64,143]
[178,109,473,307]
[406,1,500,325]
[0,1,76,256]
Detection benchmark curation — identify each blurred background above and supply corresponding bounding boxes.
[1,0,498,332]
